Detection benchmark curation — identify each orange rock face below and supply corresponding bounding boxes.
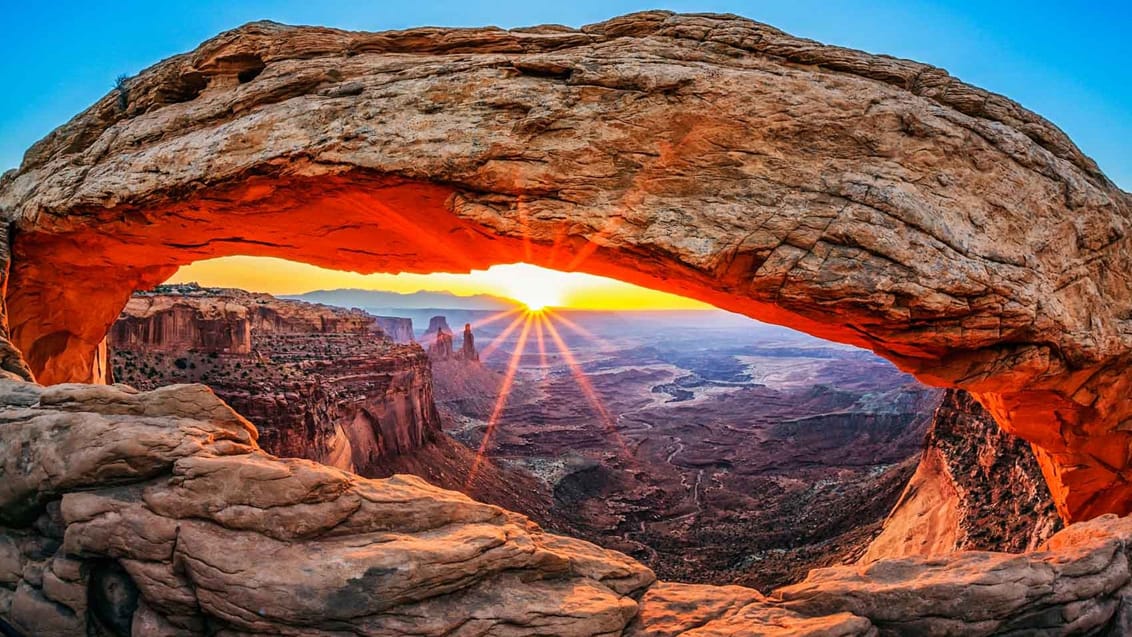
[0,11,1129,524]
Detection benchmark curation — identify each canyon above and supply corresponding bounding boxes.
[108,284,440,475]
[0,379,1129,636]
[0,8,1130,636]
[1,10,1128,522]
[427,309,1062,590]
[101,283,1063,595]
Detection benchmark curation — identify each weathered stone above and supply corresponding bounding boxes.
[0,380,659,634]
[863,389,1062,561]
[0,12,1127,521]
[777,515,1132,636]
[0,381,256,525]
[630,581,877,636]
[2,8,1132,635]
[109,285,441,475]
[5,379,1132,633]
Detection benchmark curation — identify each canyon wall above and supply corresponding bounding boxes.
[110,299,253,354]
[863,389,1063,562]
[109,285,440,475]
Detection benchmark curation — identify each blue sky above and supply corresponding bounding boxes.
[1,1,1128,189]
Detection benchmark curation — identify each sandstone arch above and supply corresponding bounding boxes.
[0,11,1129,524]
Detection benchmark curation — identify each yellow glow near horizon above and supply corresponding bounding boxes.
[503,265,562,310]
[165,257,714,311]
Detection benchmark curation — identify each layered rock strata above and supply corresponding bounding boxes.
[109,286,440,475]
[0,12,1128,520]
[4,379,1132,635]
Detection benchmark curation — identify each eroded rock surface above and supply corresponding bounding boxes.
[6,379,1132,635]
[863,389,1062,562]
[109,285,441,475]
[0,380,652,635]
[779,515,1132,636]
[0,11,1128,521]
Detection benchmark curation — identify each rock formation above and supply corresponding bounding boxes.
[0,12,1128,521]
[117,283,383,344]
[2,7,1132,634]
[109,286,440,475]
[460,323,479,362]
[425,316,480,362]
[863,389,1063,562]
[422,316,452,340]
[427,330,454,361]
[0,381,653,635]
[374,316,415,343]
[5,378,1132,635]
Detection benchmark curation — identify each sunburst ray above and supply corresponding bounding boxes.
[540,313,632,459]
[466,315,534,486]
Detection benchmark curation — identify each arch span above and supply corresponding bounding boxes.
[0,12,1129,522]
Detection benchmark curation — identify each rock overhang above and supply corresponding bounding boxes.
[0,9,1129,519]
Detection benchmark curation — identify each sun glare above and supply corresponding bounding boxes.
[500,263,562,311]
[514,291,557,312]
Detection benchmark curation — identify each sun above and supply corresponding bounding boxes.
[502,267,563,311]
[512,288,559,312]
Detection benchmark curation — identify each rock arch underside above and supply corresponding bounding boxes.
[1,10,1131,636]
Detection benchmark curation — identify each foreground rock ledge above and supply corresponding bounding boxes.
[0,11,1129,522]
[4,380,1132,635]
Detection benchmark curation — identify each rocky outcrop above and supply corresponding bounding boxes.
[375,316,415,343]
[427,330,454,361]
[109,286,440,476]
[426,316,481,362]
[0,11,1128,520]
[777,515,1132,635]
[863,390,1063,562]
[0,226,33,384]
[5,378,1132,635]
[208,351,441,475]
[0,380,653,635]
[460,322,479,362]
[110,297,253,355]
[111,284,383,353]
[422,316,452,339]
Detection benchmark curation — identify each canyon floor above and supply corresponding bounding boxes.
[425,310,941,590]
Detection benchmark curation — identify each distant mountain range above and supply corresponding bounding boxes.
[286,289,521,311]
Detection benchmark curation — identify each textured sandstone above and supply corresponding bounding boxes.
[5,379,1132,634]
[0,11,1128,520]
[778,515,1132,636]
[0,380,654,635]
[628,582,874,636]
